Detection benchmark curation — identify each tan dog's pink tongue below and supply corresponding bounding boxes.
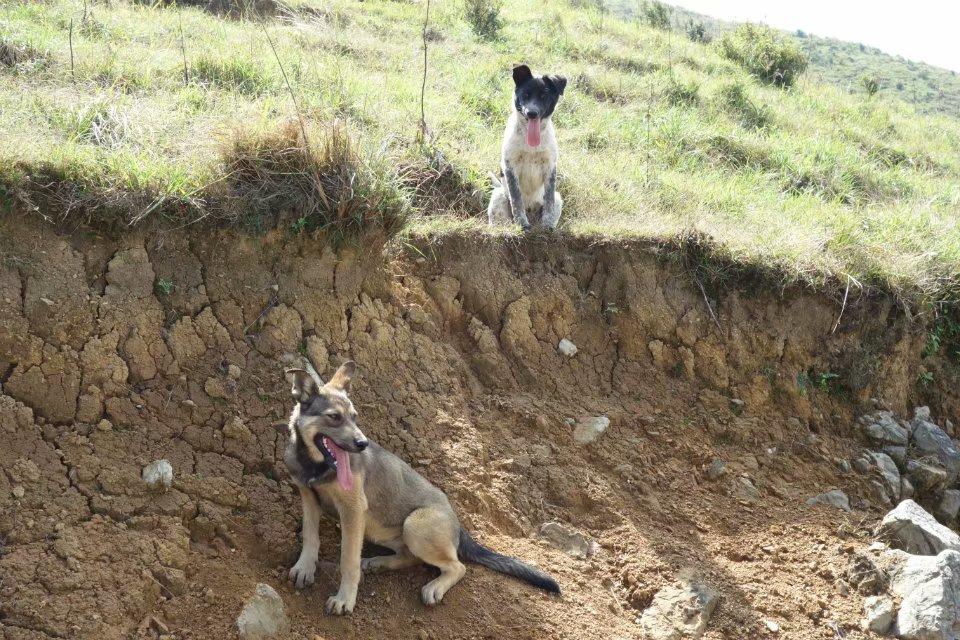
[526,117,541,147]
[324,437,354,491]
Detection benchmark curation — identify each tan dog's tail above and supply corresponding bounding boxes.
[488,172,503,189]
[458,529,560,594]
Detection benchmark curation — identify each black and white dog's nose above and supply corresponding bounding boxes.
[354,438,369,451]
[527,110,540,119]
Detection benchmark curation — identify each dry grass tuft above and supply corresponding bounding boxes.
[221,121,409,239]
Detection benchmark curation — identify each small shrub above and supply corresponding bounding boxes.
[665,79,699,106]
[222,121,409,239]
[715,82,771,129]
[718,24,808,87]
[463,0,503,40]
[641,1,670,30]
[685,20,710,43]
[860,75,880,97]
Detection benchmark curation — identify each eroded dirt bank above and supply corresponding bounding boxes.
[1,216,957,640]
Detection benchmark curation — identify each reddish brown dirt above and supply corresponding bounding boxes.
[1,216,957,640]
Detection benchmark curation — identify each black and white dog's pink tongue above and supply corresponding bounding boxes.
[324,437,354,491]
[526,118,541,147]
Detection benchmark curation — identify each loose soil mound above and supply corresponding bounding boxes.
[0,216,957,639]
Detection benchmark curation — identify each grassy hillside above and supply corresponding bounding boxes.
[609,0,960,116]
[1,0,959,303]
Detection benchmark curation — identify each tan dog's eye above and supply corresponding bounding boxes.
[327,412,342,422]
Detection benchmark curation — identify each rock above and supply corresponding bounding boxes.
[764,620,780,633]
[539,522,598,558]
[12,485,25,499]
[806,489,850,512]
[96,418,113,432]
[853,455,873,474]
[906,459,950,494]
[935,490,960,526]
[862,411,909,446]
[142,460,174,491]
[901,476,915,500]
[870,452,901,502]
[530,444,552,462]
[704,458,726,481]
[227,364,242,380]
[638,575,719,640]
[732,476,759,502]
[223,416,254,440]
[861,595,894,634]
[572,416,609,444]
[847,552,887,595]
[557,338,578,357]
[877,499,960,555]
[911,415,960,483]
[883,445,907,467]
[884,548,960,639]
[236,583,289,640]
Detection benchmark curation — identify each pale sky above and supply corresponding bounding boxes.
[673,1,960,72]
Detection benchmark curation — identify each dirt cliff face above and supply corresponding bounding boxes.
[0,216,956,639]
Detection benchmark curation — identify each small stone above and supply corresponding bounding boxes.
[704,459,726,481]
[557,339,578,357]
[852,456,873,474]
[911,415,960,483]
[572,416,609,444]
[861,595,894,634]
[639,574,719,640]
[96,418,113,432]
[539,522,598,558]
[836,459,852,474]
[901,476,915,500]
[12,485,25,499]
[223,416,253,440]
[236,583,289,640]
[142,460,174,491]
[861,411,908,446]
[764,619,780,633]
[870,452,901,502]
[227,364,242,379]
[732,476,760,503]
[39,297,54,307]
[806,489,850,512]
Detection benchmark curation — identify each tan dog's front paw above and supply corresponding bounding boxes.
[325,591,356,615]
[289,557,317,589]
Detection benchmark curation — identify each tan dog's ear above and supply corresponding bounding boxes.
[285,368,317,401]
[326,361,356,392]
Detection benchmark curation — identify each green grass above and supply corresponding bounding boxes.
[0,0,959,305]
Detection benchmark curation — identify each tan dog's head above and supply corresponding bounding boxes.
[286,362,368,467]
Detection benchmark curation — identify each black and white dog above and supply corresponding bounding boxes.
[487,64,567,230]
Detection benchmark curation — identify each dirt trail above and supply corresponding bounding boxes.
[0,217,957,640]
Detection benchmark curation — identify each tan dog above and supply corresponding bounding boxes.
[282,362,560,615]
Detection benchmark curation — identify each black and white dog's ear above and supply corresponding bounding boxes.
[285,368,317,401]
[512,64,533,86]
[546,75,567,95]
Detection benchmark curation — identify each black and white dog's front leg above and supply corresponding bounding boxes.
[503,165,531,231]
[540,167,563,229]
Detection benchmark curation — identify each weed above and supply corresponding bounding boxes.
[715,82,770,129]
[463,0,503,40]
[640,1,670,30]
[156,278,174,295]
[918,370,935,387]
[718,24,808,87]
[192,56,270,95]
[685,20,709,44]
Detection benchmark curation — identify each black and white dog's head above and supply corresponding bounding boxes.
[512,64,566,148]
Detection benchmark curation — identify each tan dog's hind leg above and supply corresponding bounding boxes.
[362,547,419,574]
[403,508,466,606]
